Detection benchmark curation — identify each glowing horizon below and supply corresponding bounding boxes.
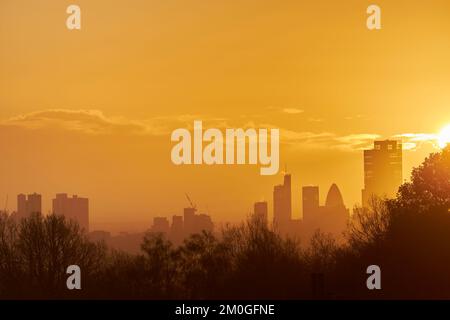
[1,0,449,232]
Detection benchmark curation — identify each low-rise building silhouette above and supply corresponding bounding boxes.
[151,217,170,234]
[150,208,214,244]
[88,230,111,243]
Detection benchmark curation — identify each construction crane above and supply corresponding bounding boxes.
[185,193,197,212]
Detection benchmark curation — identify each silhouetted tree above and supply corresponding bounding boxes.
[341,146,450,298]
[395,146,450,213]
[0,213,106,298]
[95,250,149,299]
[141,232,179,298]
[1,146,449,299]
[178,231,230,299]
[0,212,22,296]
[220,217,308,299]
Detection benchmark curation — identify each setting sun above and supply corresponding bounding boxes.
[438,125,450,148]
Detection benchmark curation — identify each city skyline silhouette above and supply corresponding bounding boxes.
[0,144,449,299]
[1,0,450,302]
[2,1,450,233]
[2,138,420,251]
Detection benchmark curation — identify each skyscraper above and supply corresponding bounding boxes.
[302,184,349,239]
[17,193,42,219]
[273,173,292,232]
[324,183,349,236]
[183,207,196,235]
[302,186,319,224]
[362,140,403,207]
[253,201,268,226]
[326,183,345,207]
[52,194,89,232]
[17,194,26,218]
[170,215,184,245]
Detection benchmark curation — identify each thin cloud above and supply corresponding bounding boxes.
[282,130,379,151]
[393,133,440,150]
[344,114,367,121]
[3,109,156,135]
[282,108,304,115]
[1,109,441,152]
[394,133,438,142]
[308,118,324,123]
[1,109,227,136]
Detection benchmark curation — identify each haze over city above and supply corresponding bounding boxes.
[1,0,450,232]
[2,0,450,304]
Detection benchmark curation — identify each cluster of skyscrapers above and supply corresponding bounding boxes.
[252,140,403,241]
[147,139,404,245]
[13,193,89,232]
[8,139,403,249]
[253,172,350,240]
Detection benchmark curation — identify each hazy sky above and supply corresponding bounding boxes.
[1,0,449,232]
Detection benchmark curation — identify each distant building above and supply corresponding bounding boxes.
[17,193,42,219]
[323,184,350,234]
[362,140,402,207]
[170,215,184,245]
[152,208,214,243]
[273,173,292,233]
[182,207,213,235]
[52,194,89,232]
[151,217,170,234]
[302,186,319,225]
[302,183,349,239]
[195,214,213,234]
[254,201,268,226]
[88,230,111,243]
[107,232,146,254]
[183,207,196,235]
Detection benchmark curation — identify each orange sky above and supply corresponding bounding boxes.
[1,0,449,232]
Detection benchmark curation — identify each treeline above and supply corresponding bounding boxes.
[0,146,449,299]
